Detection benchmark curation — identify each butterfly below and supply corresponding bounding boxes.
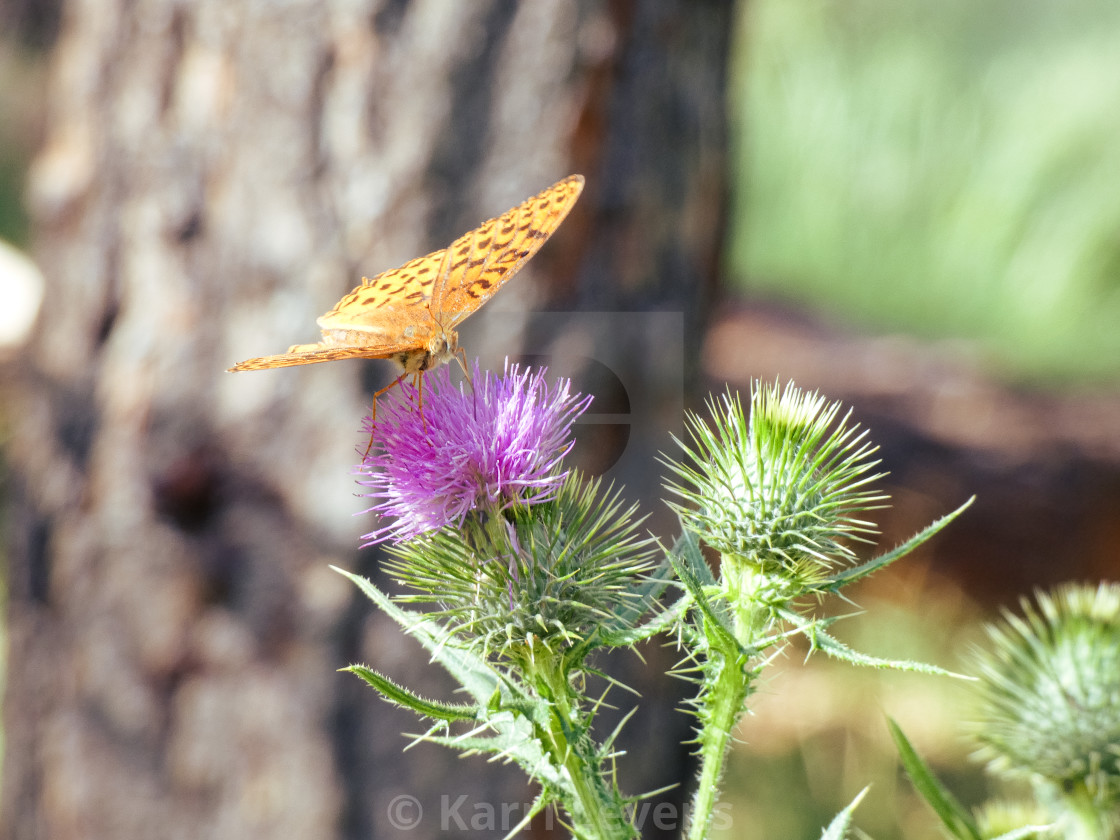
[228,175,585,397]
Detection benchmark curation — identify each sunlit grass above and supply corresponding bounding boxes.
[729,0,1120,383]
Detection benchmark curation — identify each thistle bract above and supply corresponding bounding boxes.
[358,362,590,544]
[383,474,656,660]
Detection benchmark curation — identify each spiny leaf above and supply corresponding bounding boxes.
[343,665,478,721]
[787,612,973,679]
[332,566,502,703]
[822,497,974,591]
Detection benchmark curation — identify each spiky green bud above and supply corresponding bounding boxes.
[382,472,656,664]
[663,381,886,587]
[972,582,1120,816]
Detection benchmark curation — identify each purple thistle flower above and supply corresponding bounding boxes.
[357,361,591,544]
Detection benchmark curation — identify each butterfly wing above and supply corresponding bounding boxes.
[228,175,583,373]
[227,339,422,371]
[230,249,448,372]
[431,174,584,328]
[316,250,449,333]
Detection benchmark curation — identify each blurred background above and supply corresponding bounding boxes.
[1,0,1118,838]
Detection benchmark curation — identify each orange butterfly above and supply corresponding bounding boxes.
[229,175,584,397]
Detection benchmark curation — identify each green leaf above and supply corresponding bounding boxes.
[888,718,983,840]
[674,526,717,588]
[820,786,869,840]
[498,792,552,840]
[599,532,699,646]
[602,592,688,647]
[796,617,973,679]
[334,567,577,799]
[332,566,500,704]
[342,665,478,721]
[823,497,975,592]
[669,532,741,655]
[421,711,571,794]
[597,557,676,645]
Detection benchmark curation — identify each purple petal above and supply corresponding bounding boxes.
[356,361,591,544]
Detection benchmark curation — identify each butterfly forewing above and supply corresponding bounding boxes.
[433,174,584,327]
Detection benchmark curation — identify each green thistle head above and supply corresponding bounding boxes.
[663,381,886,586]
[382,473,656,665]
[971,582,1120,813]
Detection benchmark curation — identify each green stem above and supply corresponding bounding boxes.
[685,623,753,840]
[530,648,634,839]
[686,565,773,840]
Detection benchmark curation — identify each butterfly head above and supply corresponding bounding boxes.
[393,329,458,374]
[425,329,458,371]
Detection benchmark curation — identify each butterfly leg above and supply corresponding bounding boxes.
[414,372,429,435]
[362,372,409,457]
[453,346,471,381]
[452,347,478,420]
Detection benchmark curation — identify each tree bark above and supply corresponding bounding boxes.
[3,1,730,837]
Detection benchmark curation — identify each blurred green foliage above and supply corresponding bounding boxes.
[0,155,29,245]
[728,0,1120,383]
[0,37,40,247]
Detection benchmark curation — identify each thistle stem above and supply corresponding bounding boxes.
[529,648,634,839]
[686,634,752,840]
[686,566,774,840]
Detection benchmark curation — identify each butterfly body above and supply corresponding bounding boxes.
[229,174,584,375]
[388,331,457,375]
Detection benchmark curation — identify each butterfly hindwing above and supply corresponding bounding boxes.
[228,341,414,371]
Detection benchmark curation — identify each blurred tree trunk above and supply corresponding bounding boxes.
[3,0,730,838]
